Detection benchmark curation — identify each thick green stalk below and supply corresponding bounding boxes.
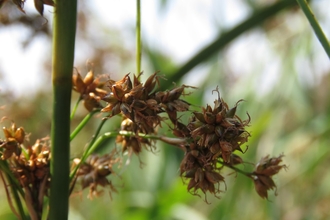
[162,0,301,89]
[50,0,77,219]
[296,0,330,58]
[136,0,142,75]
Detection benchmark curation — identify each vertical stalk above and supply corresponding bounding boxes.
[136,0,141,75]
[296,0,330,58]
[49,0,77,219]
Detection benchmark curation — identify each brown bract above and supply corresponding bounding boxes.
[10,138,51,217]
[0,122,25,159]
[253,154,287,199]
[177,88,251,200]
[74,151,120,199]
[102,72,192,155]
[72,70,108,112]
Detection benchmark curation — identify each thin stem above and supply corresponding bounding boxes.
[136,0,141,75]
[49,0,77,219]
[296,0,330,58]
[0,171,26,220]
[70,109,99,141]
[69,118,107,181]
[218,160,253,179]
[86,131,186,158]
[69,130,186,181]
[1,162,27,220]
[70,97,82,120]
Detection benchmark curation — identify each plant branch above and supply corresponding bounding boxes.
[70,109,99,141]
[69,118,107,181]
[219,160,253,179]
[296,0,330,58]
[69,130,186,181]
[70,97,82,120]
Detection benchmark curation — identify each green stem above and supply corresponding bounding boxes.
[136,0,141,75]
[86,131,186,157]
[70,97,82,120]
[0,161,24,197]
[49,0,77,219]
[218,160,253,179]
[162,0,300,89]
[296,0,330,58]
[69,118,107,181]
[69,130,186,181]
[0,171,27,220]
[70,109,99,141]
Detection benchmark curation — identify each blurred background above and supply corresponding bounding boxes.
[0,0,330,219]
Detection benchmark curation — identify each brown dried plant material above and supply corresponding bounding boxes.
[177,88,252,200]
[102,72,193,156]
[252,154,287,199]
[72,70,108,111]
[6,137,51,218]
[34,0,54,16]
[115,118,153,155]
[0,123,25,159]
[74,151,120,199]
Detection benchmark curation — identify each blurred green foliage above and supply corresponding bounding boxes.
[1,0,330,219]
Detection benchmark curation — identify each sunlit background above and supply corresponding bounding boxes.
[0,0,330,219]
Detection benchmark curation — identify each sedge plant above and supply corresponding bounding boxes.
[2,0,328,219]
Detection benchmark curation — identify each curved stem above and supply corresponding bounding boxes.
[69,118,107,181]
[69,130,186,181]
[296,0,330,58]
[70,97,82,120]
[70,109,99,141]
[218,160,253,179]
[0,170,27,220]
[87,131,186,157]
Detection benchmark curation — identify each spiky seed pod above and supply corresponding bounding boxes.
[72,70,108,111]
[252,154,287,199]
[0,123,26,159]
[187,89,250,163]
[75,152,120,199]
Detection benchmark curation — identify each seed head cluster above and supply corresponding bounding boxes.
[72,70,108,112]
[0,123,50,218]
[0,71,287,218]
[175,89,251,200]
[74,151,120,199]
[253,154,287,199]
[101,72,191,155]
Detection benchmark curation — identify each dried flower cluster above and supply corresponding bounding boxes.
[72,70,108,112]
[0,123,51,219]
[0,71,287,220]
[176,89,250,200]
[253,154,287,199]
[76,72,286,200]
[101,72,192,155]
[74,151,120,199]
